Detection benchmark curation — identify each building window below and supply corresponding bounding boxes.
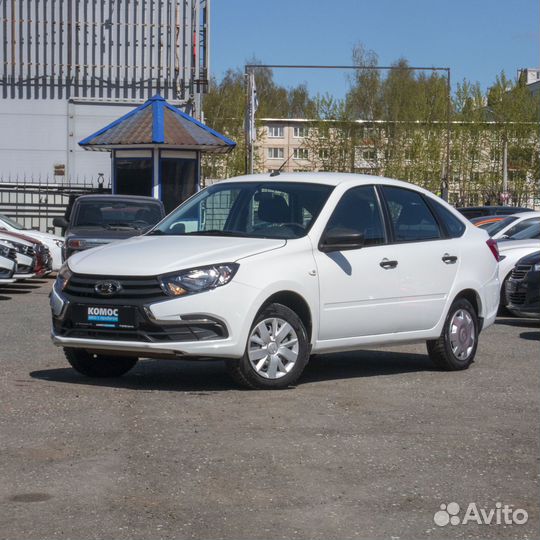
[362,149,377,161]
[268,147,284,159]
[293,126,308,138]
[362,126,377,140]
[319,148,329,159]
[293,148,309,160]
[268,126,284,138]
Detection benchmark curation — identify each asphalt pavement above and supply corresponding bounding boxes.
[0,278,538,540]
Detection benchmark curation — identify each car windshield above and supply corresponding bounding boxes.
[150,182,334,239]
[0,213,24,230]
[507,222,540,240]
[484,216,517,236]
[73,200,163,229]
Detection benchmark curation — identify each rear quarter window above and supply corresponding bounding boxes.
[429,199,466,238]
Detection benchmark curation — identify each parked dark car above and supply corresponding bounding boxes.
[457,206,533,220]
[505,251,540,319]
[54,195,165,260]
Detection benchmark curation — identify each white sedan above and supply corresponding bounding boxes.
[486,211,540,240]
[51,173,500,389]
[0,213,64,271]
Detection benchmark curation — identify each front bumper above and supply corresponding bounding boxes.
[506,272,540,319]
[50,280,257,359]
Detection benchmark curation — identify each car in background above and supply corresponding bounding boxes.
[505,251,540,319]
[0,233,35,279]
[470,215,506,229]
[482,212,540,240]
[497,237,540,311]
[0,213,64,271]
[0,243,17,284]
[51,173,500,389]
[0,230,52,279]
[457,206,533,220]
[54,195,165,260]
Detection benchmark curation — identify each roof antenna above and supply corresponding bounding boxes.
[270,151,294,177]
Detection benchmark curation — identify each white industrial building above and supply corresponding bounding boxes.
[0,0,210,185]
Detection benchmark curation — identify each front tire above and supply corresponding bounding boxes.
[427,298,478,370]
[226,303,309,389]
[64,348,138,377]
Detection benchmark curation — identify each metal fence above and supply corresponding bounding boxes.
[0,178,111,234]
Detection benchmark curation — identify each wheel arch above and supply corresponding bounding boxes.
[452,288,483,329]
[258,290,313,342]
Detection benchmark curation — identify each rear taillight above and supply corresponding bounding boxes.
[486,238,500,262]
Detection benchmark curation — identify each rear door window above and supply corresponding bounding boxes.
[382,186,441,242]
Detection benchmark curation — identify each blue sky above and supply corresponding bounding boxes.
[211,0,539,97]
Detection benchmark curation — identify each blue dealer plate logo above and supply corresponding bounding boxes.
[87,307,119,323]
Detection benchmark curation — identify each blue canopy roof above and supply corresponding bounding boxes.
[79,95,236,154]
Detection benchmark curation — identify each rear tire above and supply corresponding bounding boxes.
[64,348,138,377]
[427,298,478,370]
[226,303,309,389]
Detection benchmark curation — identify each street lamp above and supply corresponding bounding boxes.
[485,106,509,199]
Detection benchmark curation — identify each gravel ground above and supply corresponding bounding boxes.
[0,278,538,540]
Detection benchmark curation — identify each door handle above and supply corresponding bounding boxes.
[442,253,458,264]
[380,258,398,269]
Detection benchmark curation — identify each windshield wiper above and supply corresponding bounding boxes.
[76,222,107,228]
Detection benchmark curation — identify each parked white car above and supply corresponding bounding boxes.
[0,234,36,279]
[51,173,500,389]
[485,211,540,240]
[0,213,64,271]
[497,237,540,307]
[0,243,17,283]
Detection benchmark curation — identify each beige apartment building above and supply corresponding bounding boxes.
[255,118,539,208]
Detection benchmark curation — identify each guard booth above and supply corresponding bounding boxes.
[79,95,235,213]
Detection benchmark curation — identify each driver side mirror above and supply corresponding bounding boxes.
[53,216,69,229]
[169,222,186,234]
[319,227,365,252]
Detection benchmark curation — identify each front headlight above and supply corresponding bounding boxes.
[159,263,239,297]
[534,263,540,272]
[55,263,72,291]
[0,244,10,258]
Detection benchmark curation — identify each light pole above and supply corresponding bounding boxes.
[485,106,509,199]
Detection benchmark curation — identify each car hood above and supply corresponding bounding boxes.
[68,235,286,276]
[67,226,145,240]
[0,231,34,247]
[515,250,540,266]
[22,230,63,242]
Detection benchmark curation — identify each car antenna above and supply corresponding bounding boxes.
[270,151,294,177]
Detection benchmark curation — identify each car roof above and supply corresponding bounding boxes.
[219,172,435,191]
[509,211,540,219]
[470,215,504,223]
[75,194,163,204]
